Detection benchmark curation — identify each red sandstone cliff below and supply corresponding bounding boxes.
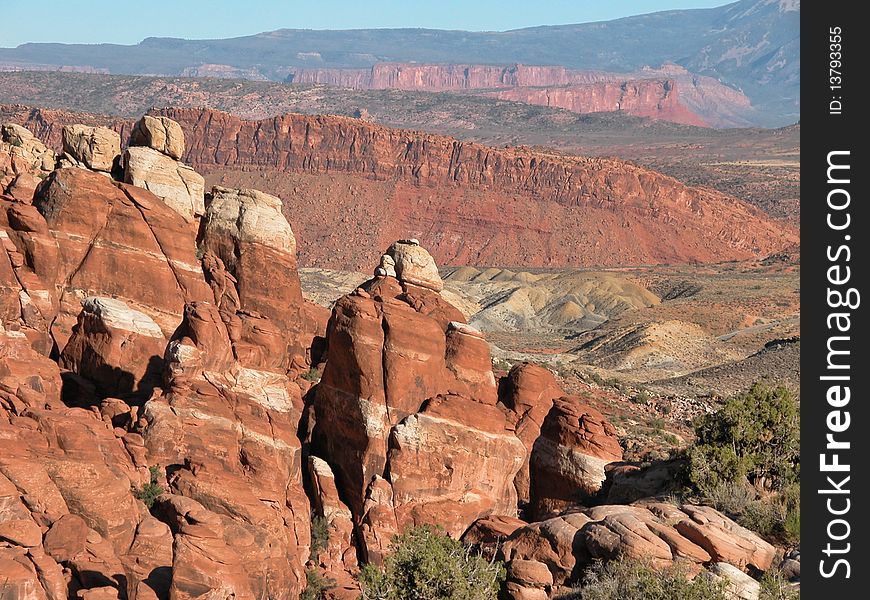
[286,62,752,127]
[485,79,707,127]
[5,105,796,270]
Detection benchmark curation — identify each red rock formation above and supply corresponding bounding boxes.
[59,297,167,399]
[5,106,798,270]
[529,397,623,518]
[1,196,59,355]
[287,63,585,90]
[1,118,792,599]
[286,62,752,126]
[500,501,776,598]
[500,363,565,507]
[32,168,212,348]
[156,107,797,269]
[1,120,318,599]
[486,79,708,127]
[313,245,526,561]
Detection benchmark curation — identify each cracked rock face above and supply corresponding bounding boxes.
[499,501,776,599]
[313,244,518,562]
[61,124,120,173]
[33,167,211,347]
[123,146,205,221]
[59,297,167,399]
[129,115,186,161]
[386,240,443,291]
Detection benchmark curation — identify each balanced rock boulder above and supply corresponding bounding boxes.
[386,239,443,291]
[129,114,186,160]
[61,124,120,172]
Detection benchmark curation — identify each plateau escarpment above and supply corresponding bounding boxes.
[287,62,749,127]
[2,105,798,271]
[160,107,796,270]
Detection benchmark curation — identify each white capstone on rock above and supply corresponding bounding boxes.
[386,240,443,291]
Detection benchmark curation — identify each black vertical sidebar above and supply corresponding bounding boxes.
[802,2,868,597]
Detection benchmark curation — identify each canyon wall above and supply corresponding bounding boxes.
[5,105,796,270]
[286,62,753,127]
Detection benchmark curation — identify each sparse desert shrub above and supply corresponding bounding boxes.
[630,390,649,404]
[687,384,800,543]
[759,568,800,600]
[300,568,336,600]
[689,383,799,492]
[134,465,164,509]
[302,367,322,382]
[310,515,331,561]
[359,525,505,600]
[570,557,728,600]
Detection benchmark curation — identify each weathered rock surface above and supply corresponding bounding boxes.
[314,244,526,561]
[147,298,311,598]
[529,396,623,518]
[486,79,707,127]
[286,62,747,126]
[499,363,565,507]
[1,196,59,355]
[387,394,525,536]
[1,119,789,600]
[199,186,305,370]
[59,296,167,399]
[33,167,211,347]
[123,146,205,220]
[500,502,776,598]
[1,123,56,201]
[7,107,799,270]
[386,239,443,292]
[61,124,120,172]
[129,114,185,160]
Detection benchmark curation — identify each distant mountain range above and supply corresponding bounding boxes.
[0,0,799,126]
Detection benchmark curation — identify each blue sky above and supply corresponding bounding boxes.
[0,0,731,48]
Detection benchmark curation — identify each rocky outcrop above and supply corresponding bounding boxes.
[386,239,443,292]
[199,185,305,370]
[123,115,204,221]
[122,147,205,221]
[2,119,314,599]
[60,124,120,172]
[59,296,167,399]
[5,106,798,270]
[499,502,776,598]
[499,364,565,508]
[1,117,792,599]
[285,62,754,126]
[1,123,56,202]
[0,196,59,355]
[148,296,311,598]
[486,79,708,127]
[314,244,525,561]
[528,397,623,518]
[32,167,211,347]
[157,106,797,270]
[129,115,185,161]
[0,321,162,599]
